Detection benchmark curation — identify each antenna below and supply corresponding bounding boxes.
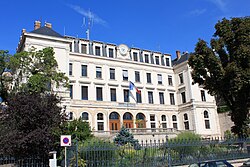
[82,9,94,40]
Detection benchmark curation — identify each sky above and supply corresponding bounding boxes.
[0,0,249,58]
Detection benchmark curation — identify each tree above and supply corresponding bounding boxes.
[9,47,68,94]
[188,17,250,137]
[58,118,93,142]
[114,126,140,149]
[0,50,12,101]
[0,92,66,158]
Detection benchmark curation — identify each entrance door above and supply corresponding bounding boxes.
[136,113,146,128]
[123,112,134,128]
[109,112,120,131]
[109,121,120,130]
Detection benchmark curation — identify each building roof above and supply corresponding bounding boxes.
[30,26,63,38]
[172,53,190,66]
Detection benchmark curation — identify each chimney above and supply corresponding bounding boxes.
[34,21,41,30]
[21,29,26,34]
[45,22,52,29]
[176,50,181,60]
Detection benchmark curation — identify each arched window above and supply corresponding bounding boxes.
[97,113,104,120]
[204,111,209,118]
[172,115,178,129]
[204,111,210,129]
[68,112,73,120]
[82,112,89,121]
[161,115,166,121]
[109,112,119,120]
[172,115,177,121]
[136,113,145,120]
[184,113,188,120]
[123,112,133,120]
[183,113,189,130]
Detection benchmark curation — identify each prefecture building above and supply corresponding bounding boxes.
[17,21,221,140]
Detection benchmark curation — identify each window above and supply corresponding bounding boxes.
[123,70,128,81]
[110,88,116,102]
[150,115,155,121]
[146,73,151,83]
[95,46,101,56]
[166,57,170,66]
[108,48,114,58]
[172,115,178,129]
[157,74,162,84]
[110,68,115,80]
[150,54,154,64]
[148,91,154,104]
[97,113,104,120]
[168,75,173,86]
[136,91,142,103]
[161,56,165,66]
[82,112,89,121]
[96,87,103,101]
[81,65,87,77]
[74,40,79,53]
[201,90,206,102]
[135,71,140,82]
[133,52,138,61]
[69,63,73,76]
[97,122,104,130]
[155,56,160,65]
[69,43,72,52]
[151,123,156,129]
[68,112,73,120]
[181,92,186,103]
[97,113,104,130]
[81,44,87,54]
[124,89,129,102]
[184,113,189,130]
[179,73,184,84]
[204,111,210,129]
[159,92,165,104]
[205,120,210,129]
[69,85,73,99]
[161,115,167,128]
[162,123,167,128]
[145,54,149,63]
[170,93,175,105]
[81,86,88,100]
[139,52,144,62]
[96,67,102,78]
[161,115,166,121]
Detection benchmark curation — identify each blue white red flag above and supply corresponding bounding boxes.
[129,81,141,102]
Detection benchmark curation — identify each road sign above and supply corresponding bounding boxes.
[61,135,71,146]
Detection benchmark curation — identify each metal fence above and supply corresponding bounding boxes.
[1,138,250,167]
[0,156,49,167]
[66,138,250,167]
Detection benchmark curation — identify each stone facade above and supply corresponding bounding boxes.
[16,21,222,139]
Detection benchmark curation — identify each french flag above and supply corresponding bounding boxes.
[129,81,141,102]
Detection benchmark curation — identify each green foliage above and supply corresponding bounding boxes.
[113,126,141,150]
[59,118,93,142]
[80,138,117,166]
[9,47,68,94]
[0,92,65,158]
[0,50,12,101]
[188,17,250,137]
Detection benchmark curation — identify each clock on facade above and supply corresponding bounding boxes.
[118,44,129,56]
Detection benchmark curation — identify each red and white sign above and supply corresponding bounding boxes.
[60,135,71,146]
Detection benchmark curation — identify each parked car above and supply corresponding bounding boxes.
[189,160,233,167]
[242,159,250,167]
